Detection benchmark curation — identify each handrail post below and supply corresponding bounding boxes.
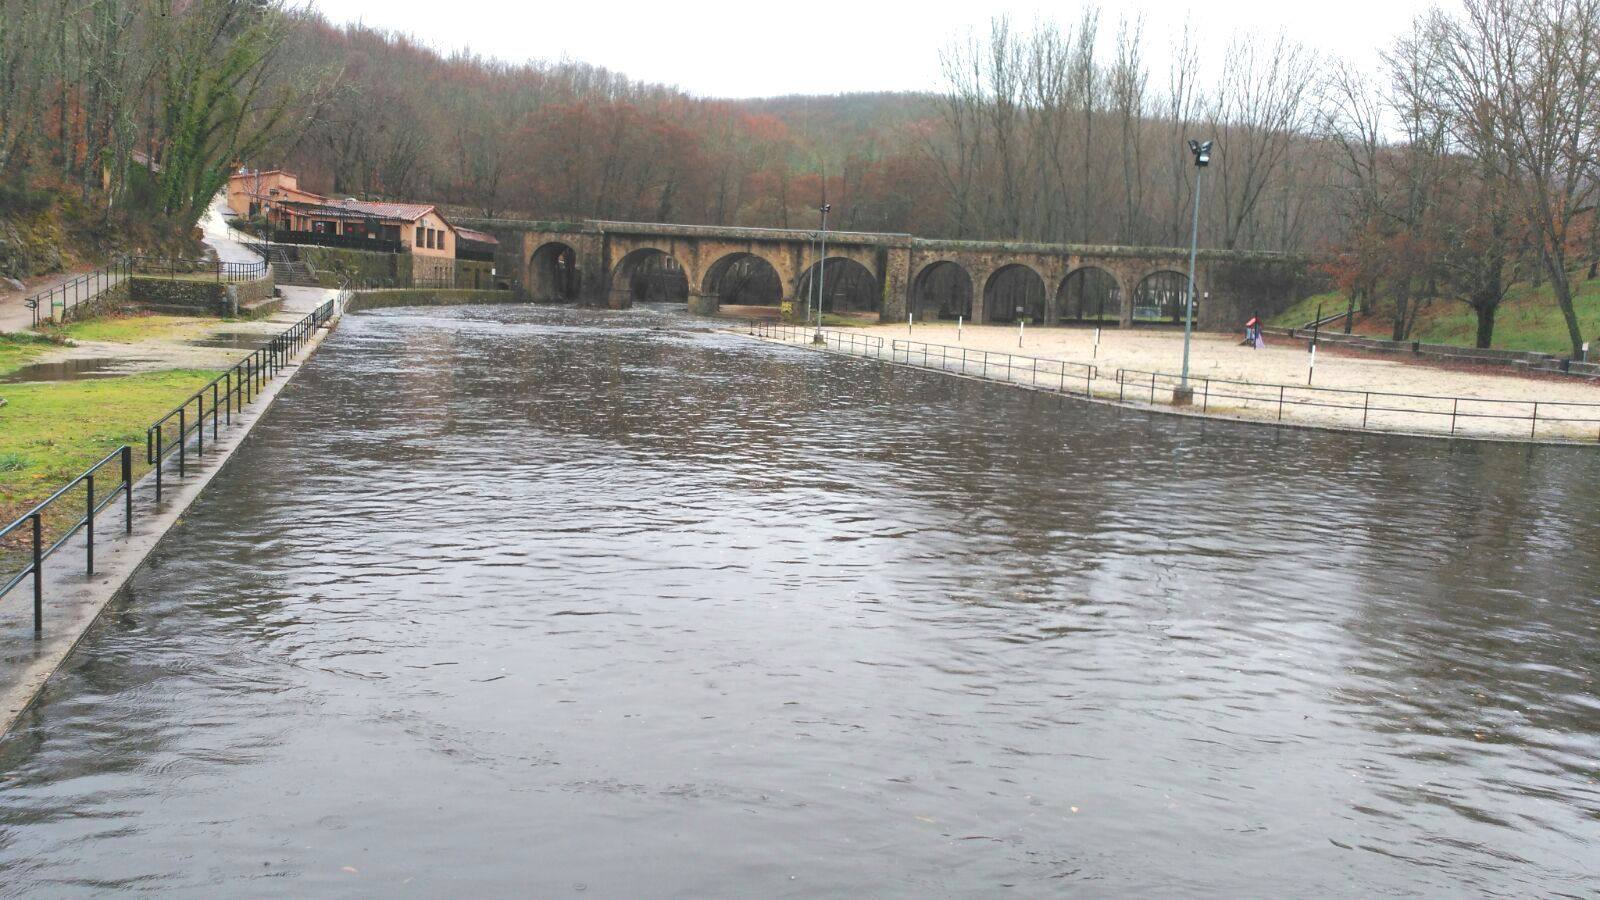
[32,513,43,634]
[85,473,95,575]
[122,446,133,534]
[154,430,163,502]
[196,394,205,456]
[1278,386,1285,421]
[178,408,187,477]
[212,382,220,439]
[1451,398,1459,435]
[1531,402,1538,438]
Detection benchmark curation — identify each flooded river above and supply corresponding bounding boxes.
[1,304,1597,895]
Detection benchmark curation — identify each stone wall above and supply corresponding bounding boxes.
[130,272,276,317]
[1202,258,1327,332]
[56,279,130,324]
[300,246,411,288]
[345,288,518,313]
[455,259,495,290]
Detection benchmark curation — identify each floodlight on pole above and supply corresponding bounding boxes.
[814,202,831,343]
[1179,139,1213,401]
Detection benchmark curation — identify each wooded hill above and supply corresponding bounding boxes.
[5,0,1600,355]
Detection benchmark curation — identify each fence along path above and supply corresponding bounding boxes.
[745,322,1600,444]
[0,288,346,635]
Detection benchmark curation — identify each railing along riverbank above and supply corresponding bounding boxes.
[1112,368,1600,441]
[145,295,338,501]
[0,449,133,633]
[0,286,346,634]
[745,321,1600,443]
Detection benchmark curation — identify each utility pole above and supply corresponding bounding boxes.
[814,202,831,344]
[1179,139,1213,404]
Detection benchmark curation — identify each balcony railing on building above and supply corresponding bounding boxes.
[270,228,405,254]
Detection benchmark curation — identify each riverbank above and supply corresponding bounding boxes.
[0,287,341,737]
[1,294,333,540]
[759,321,1600,443]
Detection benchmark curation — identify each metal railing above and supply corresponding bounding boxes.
[145,295,338,501]
[741,320,1600,443]
[0,448,133,633]
[1113,368,1600,441]
[128,255,268,283]
[21,259,133,326]
[1,287,345,632]
[748,322,1100,399]
[270,229,405,254]
[749,321,886,357]
[890,339,1098,397]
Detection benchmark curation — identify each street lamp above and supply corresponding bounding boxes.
[814,202,831,343]
[1179,139,1213,403]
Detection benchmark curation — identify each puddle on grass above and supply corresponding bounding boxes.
[0,357,157,383]
[186,331,274,350]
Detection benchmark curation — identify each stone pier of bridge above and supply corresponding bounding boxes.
[453,218,1321,333]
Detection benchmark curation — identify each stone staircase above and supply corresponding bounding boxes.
[263,245,320,287]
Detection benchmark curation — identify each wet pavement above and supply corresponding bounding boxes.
[0,303,1596,895]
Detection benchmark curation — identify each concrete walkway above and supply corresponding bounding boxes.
[198,192,262,267]
[0,270,130,334]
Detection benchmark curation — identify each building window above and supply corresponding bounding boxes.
[416,226,424,246]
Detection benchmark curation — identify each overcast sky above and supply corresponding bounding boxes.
[309,0,1439,98]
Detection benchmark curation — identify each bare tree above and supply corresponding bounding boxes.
[1209,31,1317,249]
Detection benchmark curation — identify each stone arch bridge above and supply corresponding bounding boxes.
[453,218,1318,331]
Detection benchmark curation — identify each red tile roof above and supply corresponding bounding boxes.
[318,198,439,222]
[455,227,499,245]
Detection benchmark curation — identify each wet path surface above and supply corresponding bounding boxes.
[0,304,1597,896]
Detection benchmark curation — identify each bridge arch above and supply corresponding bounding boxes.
[529,242,580,302]
[1132,270,1190,325]
[797,257,880,316]
[702,252,783,308]
[910,261,973,321]
[982,264,1047,324]
[610,248,689,305]
[1056,266,1123,323]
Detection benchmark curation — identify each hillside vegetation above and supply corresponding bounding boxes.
[1271,274,1600,357]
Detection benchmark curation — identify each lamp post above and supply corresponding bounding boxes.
[814,202,831,344]
[1178,139,1212,405]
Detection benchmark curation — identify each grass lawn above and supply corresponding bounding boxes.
[0,333,54,375]
[0,368,220,575]
[48,313,216,344]
[1269,277,1600,356]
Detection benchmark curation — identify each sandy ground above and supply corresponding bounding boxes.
[776,321,1600,443]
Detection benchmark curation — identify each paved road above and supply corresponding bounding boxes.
[198,193,262,267]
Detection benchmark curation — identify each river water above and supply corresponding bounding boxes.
[0,304,1596,896]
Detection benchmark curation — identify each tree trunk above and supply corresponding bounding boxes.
[1391,290,1409,341]
[1473,301,1496,349]
[1544,254,1586,358]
